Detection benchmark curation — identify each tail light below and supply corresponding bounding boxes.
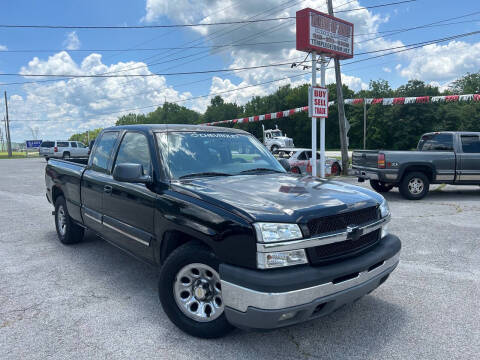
[54,146,58,152]
[378,153,386,168]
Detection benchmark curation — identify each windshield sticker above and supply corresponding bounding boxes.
[190,133,240,138]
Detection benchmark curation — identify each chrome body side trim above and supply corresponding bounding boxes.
[256,215,390,253]
[221,252,400,312]
[84,212,102,224]
[103,222,150,246]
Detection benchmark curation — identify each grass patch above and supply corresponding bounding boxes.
[0,151,40,159]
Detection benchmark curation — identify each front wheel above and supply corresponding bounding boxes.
[270,145,279,154]
[331,162,341,176]
[158,243,234,338]
[370,180,394,193]
[399,172,430,200]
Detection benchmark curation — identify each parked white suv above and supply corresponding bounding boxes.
[39,140,89,160]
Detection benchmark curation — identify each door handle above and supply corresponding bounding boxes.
[104,185,112,194]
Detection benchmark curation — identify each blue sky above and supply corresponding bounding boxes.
[1,0,479,142]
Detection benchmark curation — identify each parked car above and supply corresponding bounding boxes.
[352,131,480,200]
[39,140,89,160]
[45,124,401,338]
[277,147,342,176]
[262,125,294,153]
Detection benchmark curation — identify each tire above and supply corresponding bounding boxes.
[291,166,301,174]
[270,145,279,154]
[399,172,430,200]
[331,162,341,176]
[158,243,234,338]
[62,152,70,159]
[370,180,394,193]
[54,196,84,244]
[45,157,49,162]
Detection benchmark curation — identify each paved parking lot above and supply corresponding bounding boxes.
[1,158,479,359]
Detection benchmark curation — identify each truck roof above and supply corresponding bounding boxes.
[422,131,480,136]
[104,124,249,134]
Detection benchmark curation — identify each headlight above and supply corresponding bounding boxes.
[257,249,308,269]
[379,198,390,218]
[254,223,303,243]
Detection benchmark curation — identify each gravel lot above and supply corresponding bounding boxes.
[1,158,479,359]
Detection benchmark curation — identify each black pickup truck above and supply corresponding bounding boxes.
[353,131,480,200]
[45,124,400,338]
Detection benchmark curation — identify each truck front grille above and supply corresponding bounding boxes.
[307,206,379,236]
[306,229,381,265]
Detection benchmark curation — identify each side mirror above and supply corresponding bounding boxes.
[278,158,291,172]
[113,163,152,184]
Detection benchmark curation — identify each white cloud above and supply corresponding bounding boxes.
[141,0,384,102]
[0,44,7,51]
[382,67,391,73]
[8,52,192,142]
[395,63,402,71]
[399,40,480,83]
[63,31,81,50]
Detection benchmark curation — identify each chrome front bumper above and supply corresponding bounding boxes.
[220,233,401,330]
[222,252,399,313]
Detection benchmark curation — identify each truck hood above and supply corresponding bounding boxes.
[171,174,383,223]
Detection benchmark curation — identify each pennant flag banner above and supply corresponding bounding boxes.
[204,93,480,126]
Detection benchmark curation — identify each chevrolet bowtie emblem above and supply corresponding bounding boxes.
[346,225,363,241]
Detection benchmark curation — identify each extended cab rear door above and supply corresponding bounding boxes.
[81,131,120,233]
[457,134,480,183]
[101,131,156,262]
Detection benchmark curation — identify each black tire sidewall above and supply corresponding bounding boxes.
[400,172,430,200]
[54,196,83,244]
[158,243,234,338]
[54,196,69,243]
[370,180,393,193]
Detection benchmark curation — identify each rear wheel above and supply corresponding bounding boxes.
[159,243,234,338]
[54,196,84,244]
[370,180,394,193]
[399,172,430,200]
[62,152,70,159]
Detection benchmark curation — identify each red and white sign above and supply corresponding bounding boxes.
[296,8,354,59]
[310,86,328,118]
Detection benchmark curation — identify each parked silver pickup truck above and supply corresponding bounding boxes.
[352,132,480,200]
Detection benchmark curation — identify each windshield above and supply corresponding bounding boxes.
[156,131,285,179]
[271,130,282,137]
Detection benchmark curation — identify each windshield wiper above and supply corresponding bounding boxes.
[179,172,233,179]
[238,168,284,174]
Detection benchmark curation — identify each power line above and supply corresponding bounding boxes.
[336,0,416,13]
[0,16,296,29]
[0,41,296,53]
[0,1,416,29]
[10,28,480,123]
[0,57,307,78]
[8,72,308,122]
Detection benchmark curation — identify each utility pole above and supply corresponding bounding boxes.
[0,120,4,152]
[327,0,349,175]
[4,91,12,157]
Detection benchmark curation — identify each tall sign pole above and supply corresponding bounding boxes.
[297,7,353,178]
[319,54,326,178]
[311,51,317,178]
[327,0,349,174]
[4,91,12,157]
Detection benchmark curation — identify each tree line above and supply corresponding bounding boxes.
[70,72,480,150]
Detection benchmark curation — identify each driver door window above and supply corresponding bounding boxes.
[114,132,151,175]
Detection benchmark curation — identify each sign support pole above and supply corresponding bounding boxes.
[363,99,367,149]
[311,51,317,178]
[319,54,326,178]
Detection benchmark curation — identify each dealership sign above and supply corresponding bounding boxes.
[308,86,328,118]
[296,8,354,59]
[26,140,42,148]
